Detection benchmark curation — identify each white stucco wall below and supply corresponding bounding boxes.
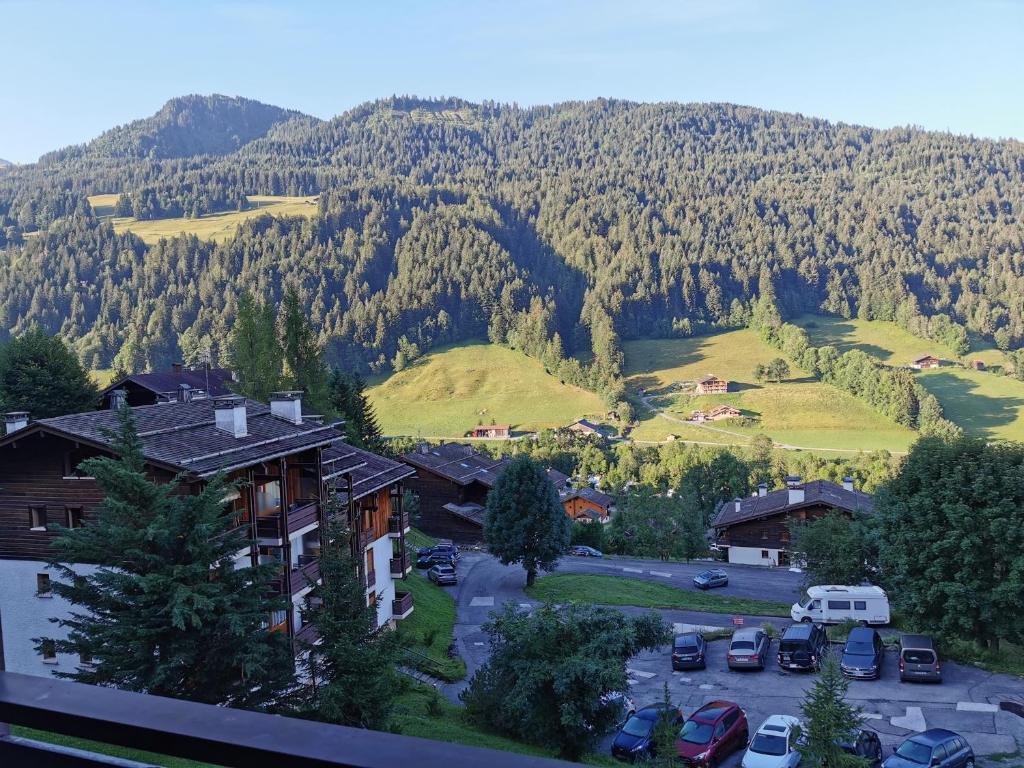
[0,559,97,677]
[728,546,781,567]
[368,535,396,627]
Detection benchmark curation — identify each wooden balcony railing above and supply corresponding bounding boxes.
[392,590,414,619]
[359,526,377,550]
[388,510,410,537]
[366,568,377,590]
[390,553,411,577]
[255,512,283,539]
[291,557,321,594]
[287,500,320,534]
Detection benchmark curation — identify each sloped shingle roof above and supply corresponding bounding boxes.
[325,444,415,502]
[402,443,511,488]
[102,368,235,399]
[712,479,873,529]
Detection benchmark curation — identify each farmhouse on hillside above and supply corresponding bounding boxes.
[910,354,941,370]
[566,419,607,437]
[695,374,729,394]
[401,443,512,542]
[470,424,511,439]
[711,476,873,567]
[707,405,741,421]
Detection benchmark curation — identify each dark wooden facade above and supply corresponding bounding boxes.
[404,470,490,542]
[717,503,844,551]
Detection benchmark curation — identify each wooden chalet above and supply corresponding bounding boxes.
[546,469,614,524]
[401,443,512,542]
[470,424,511,439]
[711,476,872,567]
[707,405,741,421]
[99,363,235,408]
[695,375,729,394]
[566,419,607,437]
[910,355,941,370]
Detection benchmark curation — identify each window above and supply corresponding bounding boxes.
[65,507,84,529]
[40,639,57,664]
[827,600,851,610]
[854,600,867,611]
[761,549,769,559]
[760,528,768,540]
[63,446,98,479]
[267,609,288,633]
[723,711,739,729]
[368,591,377,608]
[713,721,726,740]
[932,743,949,763]
[36,573,52,596]
[29,506,47,531]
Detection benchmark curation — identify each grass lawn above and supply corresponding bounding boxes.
[11,726,220,767]
[90,367,117,388]
[526,574,793,617]
[366,342,607,437]
[87,194,318,245]
[623,331,915,453]
[795,314,1024,442]
[396,569,466,681]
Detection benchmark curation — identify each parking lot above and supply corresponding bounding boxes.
[606,633,1024,766]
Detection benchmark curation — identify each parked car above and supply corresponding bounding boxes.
[740,715,802,768]
[417,550,456,569]
[418,543,460,560]
[884,730,974,768]
[899,634,942,683]
[676,700,748,766]
[672,632,707,670]
[693,569,729,590]
[838,729,883,768]
[611,703,684,761]
[840,626,884,679]
[427,564,457,585]
[727,627,771,671]
[777,623,829,671]
[570,545,604,557]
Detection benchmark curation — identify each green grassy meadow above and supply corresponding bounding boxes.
[795,314,1024,442]
[623,329,916,452]
[87,194,318,244]
[366,342,606,437]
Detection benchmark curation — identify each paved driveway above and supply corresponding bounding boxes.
[435,551,1024,763]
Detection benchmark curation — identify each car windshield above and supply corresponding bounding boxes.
[895,740,933,764]
[779,640,805,653]
[731,641,755,651]
[436,566,454,574]
[845,642,874,654]
[622,716,654,737]
[697,572,712,580]
[799,594,814,608]
[675,638,698,651]
[750,733,788,756]
[680,720,713,745]
[903,650,935,664]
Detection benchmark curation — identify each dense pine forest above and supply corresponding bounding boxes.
[2,94,1023,386]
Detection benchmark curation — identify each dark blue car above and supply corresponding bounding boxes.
[883,729,974,768]
[840,626,884,679]
[611,703,683,761]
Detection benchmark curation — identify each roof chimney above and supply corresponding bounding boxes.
[109,389,127,411]
[758,482,768,497]
[171,362,183,374]
[734,497,742,513]
[787,477,804,505]
[177,383,193,403]
[417,442,430,455]
[4,411,29,435]
[214,396,248,438]
[842,476,855,492]
[269,391,303,425]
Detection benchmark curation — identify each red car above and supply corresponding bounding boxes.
[676,700,749,767]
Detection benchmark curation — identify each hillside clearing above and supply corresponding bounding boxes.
[366,343,606,437]
[624,330,915,453]
[87,194,318,244]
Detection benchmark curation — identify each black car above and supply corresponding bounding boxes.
[671,632,707,670]
[692,569,728,589]
[417,550,456,569]
[777,623,829,671]
[838,729,883,768]
[417,543,460,560]
[611,703,683,761]
[841,627,884,679]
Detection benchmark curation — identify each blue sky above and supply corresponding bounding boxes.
[2,0,1023,162]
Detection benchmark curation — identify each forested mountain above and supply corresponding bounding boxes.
[1,96,1023,381]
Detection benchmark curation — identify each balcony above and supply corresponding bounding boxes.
[366,568,377,590]
[388,510,411,537]
[358,526,377,550]
[392,590,414,620]
[255,512,283,540]
[295,622,319,645]
[287,500,320,534]
[291,555,321,594]
[0,671,576,767]
[390,552,412,577]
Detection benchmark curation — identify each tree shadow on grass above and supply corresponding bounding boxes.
[800,319,895,360]
[921,372,1024,435]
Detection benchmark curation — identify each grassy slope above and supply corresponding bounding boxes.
[87,194,318,244]
[526,573,793,617]
[624,330,915,452]
[796,314,1024,442]
[396,568,466,681]
[366,343,606,437]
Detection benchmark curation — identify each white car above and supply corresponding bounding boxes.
[741,715,802,768]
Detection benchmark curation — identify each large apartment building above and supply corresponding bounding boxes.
[0,392,413,677]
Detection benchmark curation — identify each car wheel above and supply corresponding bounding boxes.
[800,617,812,623]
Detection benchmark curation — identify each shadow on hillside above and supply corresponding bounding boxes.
[782,376,819,385]
[923,372,1024,434]
[801,319,895,360]
[629,375,664,394]
[730,381,763,392]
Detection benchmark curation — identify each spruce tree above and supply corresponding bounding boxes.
[796,656,866,768]
[280,286,329,412]
[42,407,295,708]
[298,519,398,728]
[227,292,282,402]
[0,327,99,417]
[328,369,384,451]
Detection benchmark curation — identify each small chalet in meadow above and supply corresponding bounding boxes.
[695,375,729,394]
[970,360,985,371]
[401,443,512,542]
[566,419,608,438]
[99,363,235,408]
[711,476,873,567]
[470,424,511,439]
[910,355,941,370]
[707,404,742,421]
[546,469,614,524]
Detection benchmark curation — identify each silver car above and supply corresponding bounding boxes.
[727,627,771,670]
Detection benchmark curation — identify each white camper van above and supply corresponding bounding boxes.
[790,585,890,626]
